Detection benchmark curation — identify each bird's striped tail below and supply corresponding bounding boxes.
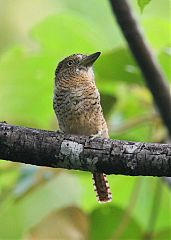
[92,173,112,203]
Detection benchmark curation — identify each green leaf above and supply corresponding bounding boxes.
[132,178,171,232]
[108,83,153,142]
[0,47,55,128]
[0,164,20,201]
[89,205,142,240]
[94,48,143,95]
[31,13,110,55]
[158,48,171,82]
[59,0,123,48]
[138,0,152,13]
[0,173,81,239]
[153,228,171,240]
[142,18,171,48]
[112,123,153,142]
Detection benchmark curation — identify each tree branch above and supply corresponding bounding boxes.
[0,122,171,177]
[109,0,171,136]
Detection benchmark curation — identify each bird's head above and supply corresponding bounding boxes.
[55,52,101,86]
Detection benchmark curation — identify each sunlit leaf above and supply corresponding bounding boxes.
[138,0,152,13]
[143,18,171,48]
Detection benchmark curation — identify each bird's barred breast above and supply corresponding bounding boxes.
[53,86,107,136]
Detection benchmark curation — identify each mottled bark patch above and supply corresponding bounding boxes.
[60,140,83,168]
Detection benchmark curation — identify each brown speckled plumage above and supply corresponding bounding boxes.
[53,52,112,203]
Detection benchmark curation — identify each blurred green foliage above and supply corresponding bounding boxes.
[0,0,170,239]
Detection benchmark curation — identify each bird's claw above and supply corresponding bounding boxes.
[56,129,64,134]
[89,130,102,140]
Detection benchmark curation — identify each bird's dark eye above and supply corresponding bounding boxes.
[67,60,73,66]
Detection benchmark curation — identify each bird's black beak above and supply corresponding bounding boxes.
[80,52,101,67]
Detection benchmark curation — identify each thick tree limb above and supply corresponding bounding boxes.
[0,122,171,177]
[109,0,171,136]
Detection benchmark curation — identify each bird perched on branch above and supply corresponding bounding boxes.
[53,52,112,203]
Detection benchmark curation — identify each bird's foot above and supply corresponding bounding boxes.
[89,130,102,140]
[0,121,7,124]
[55,129,64,134]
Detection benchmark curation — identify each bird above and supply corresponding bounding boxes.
[53,52,112,203]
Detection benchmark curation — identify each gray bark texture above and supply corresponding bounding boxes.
[0,122,171,177]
